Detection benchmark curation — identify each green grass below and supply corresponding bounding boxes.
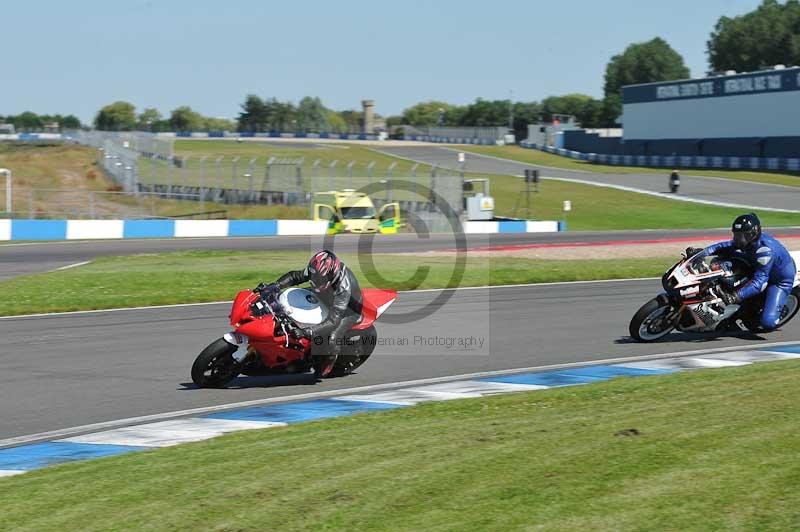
[461,144,800,188]
[167,140,800,230]
[481,172,800,229]
[0,250,674,316]
[3,359,800,530]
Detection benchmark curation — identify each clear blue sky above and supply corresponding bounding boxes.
[1,0,761,123]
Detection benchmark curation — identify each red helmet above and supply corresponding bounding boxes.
[306,250,344,291]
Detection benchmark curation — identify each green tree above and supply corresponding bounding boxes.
[338,110,363,133]
[169,106,204,131]
[708,0,800,73]
[136,108,163,131]
[511,101,542,138]
[203,117,237,131]
[401,101,453,126]
[13,111,43,131]
[60,115,82,129]
[94,101,136,131]
[541,94,603,128]
[296,96,329,132]
[326,110,347,133]
[237,94,268,132]
[459,99,510,127]
[602,37,690,124]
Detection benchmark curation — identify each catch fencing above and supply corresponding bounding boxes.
[70,131,466,220]
[0,189,208,220]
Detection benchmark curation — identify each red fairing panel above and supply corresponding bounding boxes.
[353,289,397,330]
[230,290,258,327]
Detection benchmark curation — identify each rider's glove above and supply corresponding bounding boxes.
[290,326,313,339]
[685,247,703,258]
[720,287,741,306]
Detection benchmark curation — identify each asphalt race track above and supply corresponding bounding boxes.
[375,146,800,212]
[7,228,800,280]
[4,279,800,441]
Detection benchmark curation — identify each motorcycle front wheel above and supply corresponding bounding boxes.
[191,338,240,388]
[629,298,677,342]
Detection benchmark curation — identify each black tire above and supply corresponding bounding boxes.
[629,298,677,342]
[191,338,240,388]
[743,286,800,333]
[332,326,377,377]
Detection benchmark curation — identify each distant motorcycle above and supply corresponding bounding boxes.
[669,170,680,193]
[629,250,800,342]
[191,284,397,388]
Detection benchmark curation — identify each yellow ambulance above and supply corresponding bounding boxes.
[313,190,401,234]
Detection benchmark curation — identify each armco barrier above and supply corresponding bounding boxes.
[519,141,800,172]
[0,219,563,240]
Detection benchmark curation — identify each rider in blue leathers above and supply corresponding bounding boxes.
[695,213,796,330]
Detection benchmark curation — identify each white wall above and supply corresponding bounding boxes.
[622,90,800,139]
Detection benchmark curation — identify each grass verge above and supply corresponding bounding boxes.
[3,359,800,530]
[461,144,800,188]
[0,250,673,315]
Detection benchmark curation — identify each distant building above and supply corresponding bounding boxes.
[557,65,800,157]
[0,123,15,134]
[43,121,60,133]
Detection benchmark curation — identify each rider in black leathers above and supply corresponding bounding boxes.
[273,250,362,377]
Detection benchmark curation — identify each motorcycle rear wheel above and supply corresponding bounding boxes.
[331,325,378,377]
[743,287,800,333]
[630,298,677,342]
[191,338,240,388]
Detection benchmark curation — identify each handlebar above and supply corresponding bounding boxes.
[250,284,299,344]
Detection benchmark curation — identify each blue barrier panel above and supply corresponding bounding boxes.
[498,221,526,233]
[228,220,278,237]
[122,220,175,239]
[11,220,67,240]
[558,220,567,232]
[176,131,192,137]
[238,131,255,137]
[18,133,40,141]
[208,131,224,138]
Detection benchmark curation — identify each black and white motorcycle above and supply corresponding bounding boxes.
[629,250,800,342]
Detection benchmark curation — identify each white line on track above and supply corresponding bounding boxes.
[2,339,798,449]
[0,276,660,320]
[52,261,91,271]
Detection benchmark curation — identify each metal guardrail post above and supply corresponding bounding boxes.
[181,155,191,200]
[232,156,240,191]
[328,160,338,190]
[247,157,257,201]
[0,169,11,215]
[346,160,355,188]
[215,156,223,191]
[199,155,208,210]
[167,155,174,198]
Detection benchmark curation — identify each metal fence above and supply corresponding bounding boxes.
[0,189,206,220]
[72,131,466,219]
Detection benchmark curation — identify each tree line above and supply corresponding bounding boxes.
[81,0,799,135]
[0,112,82,131]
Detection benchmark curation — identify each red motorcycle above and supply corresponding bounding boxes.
[191,283,397,388]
